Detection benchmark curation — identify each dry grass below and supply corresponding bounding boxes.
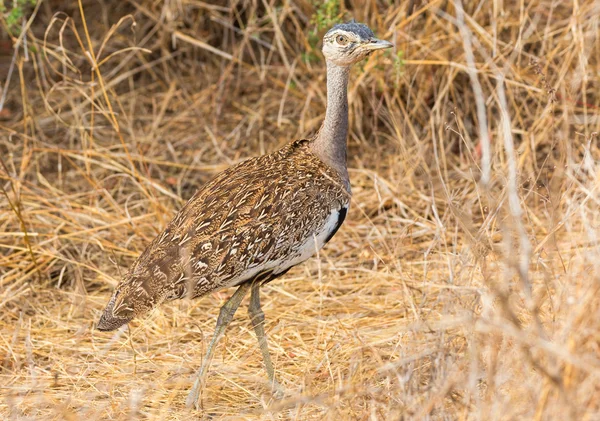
[1,0,599,419]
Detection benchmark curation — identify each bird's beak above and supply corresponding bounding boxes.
[364,38,394,51]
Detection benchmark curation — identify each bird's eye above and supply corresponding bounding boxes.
[336,35,349,45]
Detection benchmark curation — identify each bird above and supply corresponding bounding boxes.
[97,21,392,409]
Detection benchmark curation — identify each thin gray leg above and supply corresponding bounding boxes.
[248,282,284,396]
[186,282,251,409]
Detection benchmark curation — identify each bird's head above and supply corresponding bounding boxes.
[97,274,160,331]
[322,21,393,66]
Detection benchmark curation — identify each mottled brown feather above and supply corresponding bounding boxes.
[97,139,350,330]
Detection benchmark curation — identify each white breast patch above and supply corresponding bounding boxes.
[272,207,344,274]
[220,206,347,289]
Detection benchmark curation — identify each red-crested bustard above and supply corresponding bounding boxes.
[98,21,392,409]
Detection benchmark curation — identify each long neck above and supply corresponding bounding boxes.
[310,62,350,185]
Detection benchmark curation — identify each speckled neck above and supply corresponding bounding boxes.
[310,62,350,188]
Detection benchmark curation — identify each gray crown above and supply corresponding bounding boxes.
[325,20,375,40]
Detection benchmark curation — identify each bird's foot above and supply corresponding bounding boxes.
[269,377,285,399]
[185,376,203,410]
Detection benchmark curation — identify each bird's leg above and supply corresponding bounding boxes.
[248,281,284,396]
[186,282,251,409]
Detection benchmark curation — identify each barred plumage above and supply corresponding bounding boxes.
[98,140,350,330]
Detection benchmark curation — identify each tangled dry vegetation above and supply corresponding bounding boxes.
[1,0,599,419]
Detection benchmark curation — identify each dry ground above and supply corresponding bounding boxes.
[1,0,599,419]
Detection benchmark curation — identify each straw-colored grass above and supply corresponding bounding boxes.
[1,0,599,419]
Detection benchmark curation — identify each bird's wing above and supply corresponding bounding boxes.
[113,140,350,313]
